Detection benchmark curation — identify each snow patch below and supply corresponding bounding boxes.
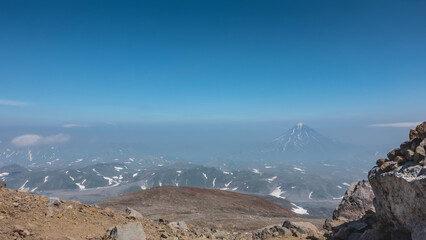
[0,172,9,177]
[342,182,350,186]
[19,180,29,190]
[291,203,309,215]
[28,149,33,162]
[132,173,138,178]
[212,177,216,187]
[76,179,86,190]
[114,167,123,172]
[252,168,260,174]
[202,172,208,180]
[269,186,286,199]
[309,191,313,200]
[43,176,49,183]
[267,176,277,183]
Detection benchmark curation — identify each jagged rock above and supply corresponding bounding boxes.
[387,149,399,161]
[413,140,425,162]
[253,225,292,239]
[348,232,362,240]
[332,180,375,221]
[379,162,391,172]
[409,122,426,139]
[0,182,6,188]
[368,161,426,240]
[404,149,415,161]
[394,156,406,164]
[125,207,143,218]
[390,229,412,240]
[334,227,350,240]
[110,222,146,240]
[376,159,386,167]
[331,218,372,240]
[169,221,188,230]
[282,220,319,238]
[48,197,61,206]
[359,228,390,240]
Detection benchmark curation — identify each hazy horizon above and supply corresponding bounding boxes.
[1,0,426,160]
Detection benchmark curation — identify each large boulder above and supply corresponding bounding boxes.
[368,122,426,240]
[110,222,146,240]
[332,180,375,221]
[368,162,426,240]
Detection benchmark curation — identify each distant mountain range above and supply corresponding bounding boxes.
[0,123,384,218]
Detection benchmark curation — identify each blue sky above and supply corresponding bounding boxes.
[1,0,426,126]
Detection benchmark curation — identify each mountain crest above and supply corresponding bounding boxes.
[271,123,335,152]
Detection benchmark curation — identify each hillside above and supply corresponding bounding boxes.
[98,186,313,231]
[0,186,183,240]
[0,184,326,239]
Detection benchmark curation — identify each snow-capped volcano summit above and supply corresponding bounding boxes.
[271,123,336,152]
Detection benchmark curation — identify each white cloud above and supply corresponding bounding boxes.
[0,99,30,106]
[369,122,421,128]
[11,134,70,147]
[63,123,88,128]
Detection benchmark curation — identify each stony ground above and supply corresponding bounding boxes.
[0,187,326,240]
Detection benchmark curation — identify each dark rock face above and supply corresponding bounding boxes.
[368,121,426,240]
[368,163,426,240]
[0,182,6,188]
[332,180,375,221]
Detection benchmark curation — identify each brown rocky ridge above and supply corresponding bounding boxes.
[98,186,307,231]
[0,183,326,240]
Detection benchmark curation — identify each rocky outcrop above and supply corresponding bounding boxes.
[368,121,426,240]
[326,122,426,240]
[253,221,324,240]
[332,180,375,221]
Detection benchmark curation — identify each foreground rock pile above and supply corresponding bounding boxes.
[326,122,426,240]
[0,183,324,240]
[376,122,426,171]
[369,122,426,240]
